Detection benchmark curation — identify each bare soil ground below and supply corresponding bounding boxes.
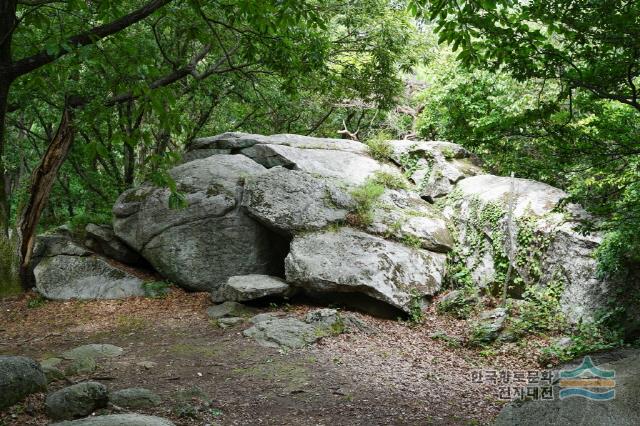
[0,289,545,425]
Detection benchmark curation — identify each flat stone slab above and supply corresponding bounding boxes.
[243,317,319,349]
[61,344,123,360]
[211,274,290,303]
[206,301,256,319]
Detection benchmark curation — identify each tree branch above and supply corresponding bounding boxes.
[9,0,173,78]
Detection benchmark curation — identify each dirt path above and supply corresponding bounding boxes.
[0,290,540,425]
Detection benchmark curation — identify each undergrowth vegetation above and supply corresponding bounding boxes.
[0,235,20,297]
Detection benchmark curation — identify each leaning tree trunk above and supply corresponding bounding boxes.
[17,106,75,290]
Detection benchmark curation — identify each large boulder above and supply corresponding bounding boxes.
[242,167,353,235]
[45,381,109,420]
[441,174,617,324]
[285,227,446,313]
[34,251,145,300]
[495,351,640,426]
[113,155,286,292]
[0,356,47,410]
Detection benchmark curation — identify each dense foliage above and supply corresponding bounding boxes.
[1,0,420,230]
[405,1,640,276]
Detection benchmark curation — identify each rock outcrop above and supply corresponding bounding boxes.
[113,155,286,292]
[440,174,616,324]
[103,132,635,323]
[112,132,452,313]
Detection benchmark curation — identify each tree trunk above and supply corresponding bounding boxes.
[124,142,135,187]
[0,0,17,236]
[17,107,75,290]
[0,80,11,237]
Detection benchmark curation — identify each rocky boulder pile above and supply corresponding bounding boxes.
[30,132,637,327]
[110,132,455,314]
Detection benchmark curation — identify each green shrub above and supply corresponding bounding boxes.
[407,290,424,325]
[27,294,47,309]
[67,212,112,236]
[365,132,394,162]
[0,234,21,298]
[371,170,409,190]
[539,311,625,366]
[437,287,478,319]
[142,281,171,298]
[509,281,565,337]
[349,181,385,226]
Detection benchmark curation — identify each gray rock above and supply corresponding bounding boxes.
[109,387,161,408]
[442,174,621,325]
[242,167,352,235]
[304,308,372,334]
[495,351,640,425]
[51,414,175,426]
[136,361,157,370]
[34,254,145,300]
[366,189,454,252]
[243,317,319,349]
[61,344,123,360]
[217,317,244,328]
[470,308,507,344]
[285,227,446,313]
[65,357,97,376]
[182,148,231,163]
[389,139,482,201]
[0,356,47,410]
[113,154,283,292]
[241,143,395,185]
[188,132,368,154]
[33,234,91,259]
[42,365,65,383]
[211,274,291,303]
[554,336,573,349]
[206,301,256,319]
[84,224,142,265]
[45,381,108,420]
[41,357,63,368]
[249,313,281,324]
